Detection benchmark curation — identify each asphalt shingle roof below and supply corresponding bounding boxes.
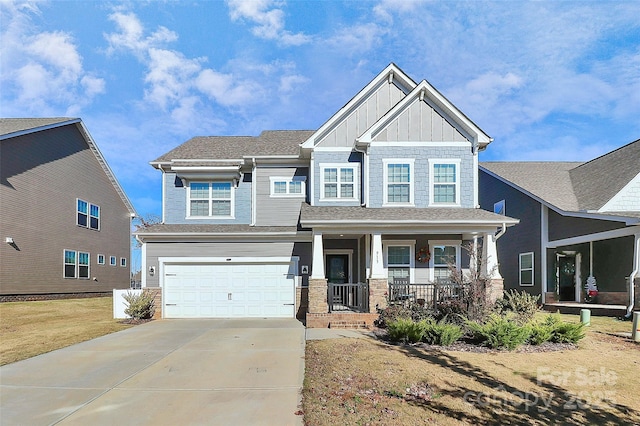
[0,118,75,137]
[135,224,299,234]
[152,130,315,162]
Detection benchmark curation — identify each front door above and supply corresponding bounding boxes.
[326,254,349,284]
[558,256,576,301]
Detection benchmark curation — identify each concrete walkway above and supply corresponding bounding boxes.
[0,319,305,426]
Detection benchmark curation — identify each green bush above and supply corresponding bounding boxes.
[123,290,155,320]
[494,290,540,325]
[387,318,425,343]
[549,321,585,343]
[466,314,531,350]
[422,318,463,346]
[528,322,554,345]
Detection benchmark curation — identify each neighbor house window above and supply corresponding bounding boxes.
[270,177,306,197]
[64,250,76,278]
[110,256,117,266]
[97,254,105,265]
[78,252,90,279]
[494,200,505,215]
[384,241,415,283]
[188,182,233,217]
[431,242,461,281]
[429,160,460,205]
[519,252,534,286]
[320,164,358,200]
[77,199,100,229]
[383,159,414,205]
[120,257,127,267]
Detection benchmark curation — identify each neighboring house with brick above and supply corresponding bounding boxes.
[0,118,137,301]
[479,139,640,316]
[135,64,518,326]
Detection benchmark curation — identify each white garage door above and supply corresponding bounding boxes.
[163,262,295,318]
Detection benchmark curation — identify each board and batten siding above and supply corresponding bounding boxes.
[144,241,301,288]
[163,172,252,224]
[479,169,541,296]
[255,167,308,226]
[316,80,406,148]
[0,124,131,295]
[372,97,470,143]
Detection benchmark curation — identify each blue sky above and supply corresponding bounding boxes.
[2,0,640,223]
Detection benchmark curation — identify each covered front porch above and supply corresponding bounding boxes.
[299,204,518,328]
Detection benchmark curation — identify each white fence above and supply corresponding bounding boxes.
[113,289,143,319]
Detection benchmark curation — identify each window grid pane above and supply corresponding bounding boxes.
[434,164,456,183]
[190,200,209,216]
[274,181,287,194]
[212,183,231,199]
[190,183,209,199]
[340,184,353,198]
[434,185,456,203]
[324,168,337,183]
[211,200,231,216]
[324,183,338,198]
[387,184,410,203]
[289,181,302,194]
[388,164,410,183]
[433,246,456,266]
[340,168,353,183]
[388,246,410,265]
[388,267,410,280]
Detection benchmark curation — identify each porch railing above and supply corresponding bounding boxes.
[328,282,369,313]
[388,281,468,309]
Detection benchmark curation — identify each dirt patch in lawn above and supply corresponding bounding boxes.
[0,297,133,365]
[303,331,640,425]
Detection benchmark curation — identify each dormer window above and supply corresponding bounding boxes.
[188,182,234,218]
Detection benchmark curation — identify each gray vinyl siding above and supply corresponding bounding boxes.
[316,80,406,148]
[256,167,308,226]
[163,172,251,224]
[479,169,541,296]
[372,97,469,143]
[144,241,302,288]
[368,145,474,208]
[547,211,625,241]
[313,151,363,206]
[0,124,131,295]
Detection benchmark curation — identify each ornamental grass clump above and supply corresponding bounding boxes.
[123,291,155,320]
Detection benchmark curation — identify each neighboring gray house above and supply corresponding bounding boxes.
[136,64,518,326]
[479,139,640,316]
[0,118,137,300]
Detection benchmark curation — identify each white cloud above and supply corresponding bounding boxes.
[0,3,105,116]
[226,0,310,46]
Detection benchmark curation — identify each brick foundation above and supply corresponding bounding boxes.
[486,278,504,304]
[368,278,388,313]
[308,278,328,314]
[0,292,112,303]
[306,312,379,329]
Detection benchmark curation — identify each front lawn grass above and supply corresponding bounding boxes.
[0,297,132,365]
[303,319,640,425]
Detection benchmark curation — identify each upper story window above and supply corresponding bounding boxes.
[270,177,306,197]
[188,182,233,218]
[429,159,460,206]
[320,164,359,201]
[494,200,505,215]
[77,199,100,230]
[383,159,414,205]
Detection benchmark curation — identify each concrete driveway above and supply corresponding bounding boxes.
[0,319,305,426]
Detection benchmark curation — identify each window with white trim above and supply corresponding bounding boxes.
[110,256,117,266]
[384,241,415,282]
[120,257,127,267]
[429,159,460,205]
[519,252,534,286]
[97,254,105,265]
[270,177,306,197]
[64,250,76,278]
[188,182,233,217]
[431,242,461,281]
[77,199,100,230]
[383,159,414,205]
[320,164,359,200]
[78,252,90,279]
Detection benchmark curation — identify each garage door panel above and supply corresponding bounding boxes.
[163,262,295,318]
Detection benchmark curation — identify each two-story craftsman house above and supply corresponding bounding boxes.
[136,64,518,326]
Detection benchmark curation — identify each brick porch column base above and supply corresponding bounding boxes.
[486,278,504,305]
[308,278,328,314]
[368,278,388,313]
[143,288,162,320]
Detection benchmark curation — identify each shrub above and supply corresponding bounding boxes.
[123,290,155,320]
[494,290,540,325]
[466,314,531,350]
[528,322,554,345]
[422,318,463,346]
[375,302,434,328]
[386,318,425,343]
[549,321,585,344]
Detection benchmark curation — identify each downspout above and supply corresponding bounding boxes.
[250,157,257,226]
[494,223,507,240]
[353,144,368,206]
[626,232,640,318]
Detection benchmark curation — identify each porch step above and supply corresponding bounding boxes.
[543,303,627,317]
[329,320,369,330]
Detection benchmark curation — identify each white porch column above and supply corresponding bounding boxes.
[370,232,386,279]
[482,232,502,279]
[311,231,325,279]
